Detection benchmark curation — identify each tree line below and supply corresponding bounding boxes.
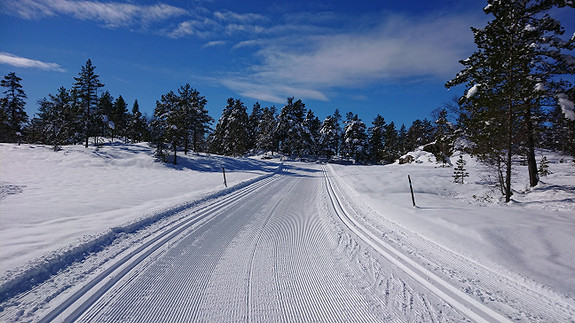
[1,1,573,202]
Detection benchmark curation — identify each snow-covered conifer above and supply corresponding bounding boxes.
[453,155,469,184]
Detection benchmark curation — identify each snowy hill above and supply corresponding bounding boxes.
[0,142,280,279]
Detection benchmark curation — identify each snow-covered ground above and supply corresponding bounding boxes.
[329,149,575,298]
[0,142,279,278]
[1,142,574,322]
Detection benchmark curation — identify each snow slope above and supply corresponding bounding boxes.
[0,142,279,279]
[329,149,575,298]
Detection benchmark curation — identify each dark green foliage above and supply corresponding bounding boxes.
[406,119,435,152]
[342,113,368,163]
[276,97,308,157]
[446,0,574,201]
[367,114,386,164]
[129,100,148,143]
[210,98,249,156]
[319,110,342,159]
[255,106,277,153]
[1,72,28,143]
[178,84,212,154]
[73,59,104,148]
[303,109,321,156]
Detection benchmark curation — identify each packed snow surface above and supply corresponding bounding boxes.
[0,142,574,322]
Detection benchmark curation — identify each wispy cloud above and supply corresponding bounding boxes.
[0,52,65,72]
[167,10,268,39]
[203,40,226,48]
[1,0,188,28]
[222,12,480,103]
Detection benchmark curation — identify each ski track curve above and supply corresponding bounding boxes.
[323,164,575,323]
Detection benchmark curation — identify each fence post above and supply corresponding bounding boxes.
[408,175,416,207]
[222,167,227,187]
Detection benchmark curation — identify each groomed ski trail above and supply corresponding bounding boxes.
[5,163,572,322]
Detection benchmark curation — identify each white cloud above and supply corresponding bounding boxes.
[1,0,188,28]
[203,40,226,48]
[222,12,480,103]
[0,52,65,72]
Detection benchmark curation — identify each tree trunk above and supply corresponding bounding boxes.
[524,104,539,187]
[173,141,177,165]
[505,99,513,203]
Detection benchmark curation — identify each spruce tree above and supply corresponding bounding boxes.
[129,100,147,143]
[1,72,28,143]
[319,115,340,159]
[111,95,129,141]
[303,109,321,156]
[73,59,104,148]
[538,155,551,176]
[382,121,401,163]
[177,84,211,154]
[248,102,263,151]
[256,106,277,154]
[210,98,249,156]
[453,155,470,184]
[98,91,114,139]
[342,113,368,163]
[276,97,307,157]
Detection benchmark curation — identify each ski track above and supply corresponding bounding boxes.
[323,164,575,323]
[3,162,574,322]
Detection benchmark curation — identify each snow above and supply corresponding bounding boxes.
[329,149,575,298]
[1,142,574,321]
[557,93,575,120]
[0,142,279,277]
[466,83,480,98]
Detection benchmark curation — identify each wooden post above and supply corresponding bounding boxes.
[222,167,227,187]
[408,175,416,207]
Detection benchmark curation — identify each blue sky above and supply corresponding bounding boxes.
[1,0,573,127]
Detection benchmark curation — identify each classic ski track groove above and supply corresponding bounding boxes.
[37,173,281,323]
[322,165,513,323]
[325,164,575,322]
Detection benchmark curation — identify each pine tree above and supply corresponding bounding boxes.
[433,108,455,165]
[446,1,574,201]
[177,84,211,154]
[342,113,367,163]
[256,106,277,154]
[368,115,386,164]
[129,100,148,143]
[453,155,470,184]
[111,95,129,141]
[248,102,263,151]
[276,97,307,157]
[98,91,114,139]
[319,115,340,159]
[154,91,183,164]
[35,87,71,150]
[382,121,401,163]
[303,109,321,156]
[406,119,435,151]
[73,59,104,148]
[1,72,28,143]
[210,98,249,156]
